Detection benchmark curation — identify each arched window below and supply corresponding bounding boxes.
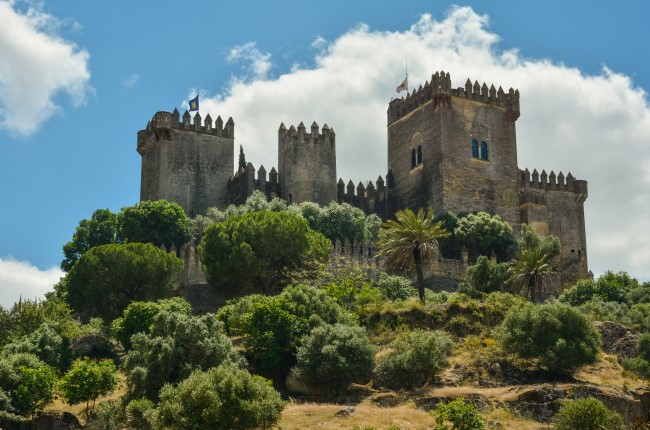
[411,148,417,168]
[471,139,479,158]
[480,141,488,160]
[417,145,423,165]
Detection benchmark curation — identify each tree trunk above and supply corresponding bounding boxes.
[413,247,426,303]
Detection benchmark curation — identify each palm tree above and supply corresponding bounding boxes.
[507,248,555,301]
[377,208,450,303]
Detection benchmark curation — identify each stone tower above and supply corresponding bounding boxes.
[386,71,521,230]
[137,109,234,216]
[278,121,337,206]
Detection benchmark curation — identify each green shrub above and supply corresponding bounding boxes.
[432,398,484,430]
[293,324,375,396]
[0,353,56,418]
[622,357,650,379]
[374,330,453,389]
[123,312,243,400]
[85,400,124,430]
[577,299,629,324]
[125,398,155,430]
[466,256,510,294]
[112,297,192,350]
[2,322,64,370]
[497,302,600,373]
[375,274,417,301]
[553,397,624,430]
[637,333,650,361]
[155,364,285,430]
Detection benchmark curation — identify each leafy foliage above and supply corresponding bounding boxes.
[466,256,511,294]
[454,212,515,262]
[559,271,648,307]
[200,211,330,293]
[60,358,118,417]
[378,208,450,303]
[111,298,192,350]
[432,398,485,430]
[374,330,453,389]
[123,311,243,400]
[497,302,600,373]
[0,354,56,418]
[292,324,376,396]
[375,274,417,301]
[118,200,192,252]
[517,224,560,258]
[553,397,624,430]
[65,242,182,322]
[2,322,64,370]
[155,364,285,430]
[62,209,118,272]
[125,398,156,430]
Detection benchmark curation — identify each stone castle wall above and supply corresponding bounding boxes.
[138,110,234,215]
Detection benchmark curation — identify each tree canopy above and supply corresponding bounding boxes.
[118,200,192,252]
[65,243,183,322]
[454,212,515,262]
[61,209,118,272]
[200,211,330,293]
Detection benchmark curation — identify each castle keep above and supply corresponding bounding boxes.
[137,70,589,283]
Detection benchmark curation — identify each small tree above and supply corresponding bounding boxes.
[507,248,554,301]
[432,398,485,430]
[155,364,285,430]
[60,358,118,417]
[292,324,376,396]
[497,302,600,373]
[62,209,118,272]
[554,397,624,430]
[454,212,515,262]
[377,208,450,303]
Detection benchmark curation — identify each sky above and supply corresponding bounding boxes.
[1,0,650,308]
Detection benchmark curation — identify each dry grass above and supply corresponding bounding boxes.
[575,352,646,390]
[278,399,436,430]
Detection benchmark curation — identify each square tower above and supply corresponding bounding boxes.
[137,109,235,216]
[387,71,521,229]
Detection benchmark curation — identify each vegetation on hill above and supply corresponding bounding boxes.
[3,197,650,428]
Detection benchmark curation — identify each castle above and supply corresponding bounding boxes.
[136,70,589,287]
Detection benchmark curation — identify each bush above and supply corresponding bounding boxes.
[374,330,453,389]
[497,302,600,373]
[466,256,510,294]
[637,333,650,361]
[292,324,376,396]
[123,312,243,400]
[125,398,155,430]
[553,397,624,430]
[0,353,56,418]
[375,274,417,301]
[111,297,192,350]
[2,322,64,370]
[155,364,285,430]
[432,398,484,430]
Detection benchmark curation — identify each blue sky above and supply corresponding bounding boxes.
[1,0,650,307]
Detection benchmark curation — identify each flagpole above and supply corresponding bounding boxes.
[405,59,408,93]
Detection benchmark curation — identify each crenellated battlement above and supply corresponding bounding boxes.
[141,109,235,142]
[519,168,588,202]
[228,162,281,204]
[387,70,520,124]
[337,175,388,218]
[278,121,335,151]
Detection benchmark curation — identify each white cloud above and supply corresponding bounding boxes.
[0,0,92,136]
[196,5,650,281]
[0,258,62,309]
[123,73,139,88]
[227,42,273,81]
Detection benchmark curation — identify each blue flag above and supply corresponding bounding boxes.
[189,95,199,112]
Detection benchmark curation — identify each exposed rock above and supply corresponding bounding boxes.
[334,407,355,417]
[415,393,492,413]
[69,333,122,360]
[0,411,82,430]
[371,393,403,408]
[594,321,640,360]
[506,383,650,426]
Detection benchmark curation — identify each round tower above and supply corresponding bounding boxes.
[278,121,337,206]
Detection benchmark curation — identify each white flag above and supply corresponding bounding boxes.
[396,77,408,93]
